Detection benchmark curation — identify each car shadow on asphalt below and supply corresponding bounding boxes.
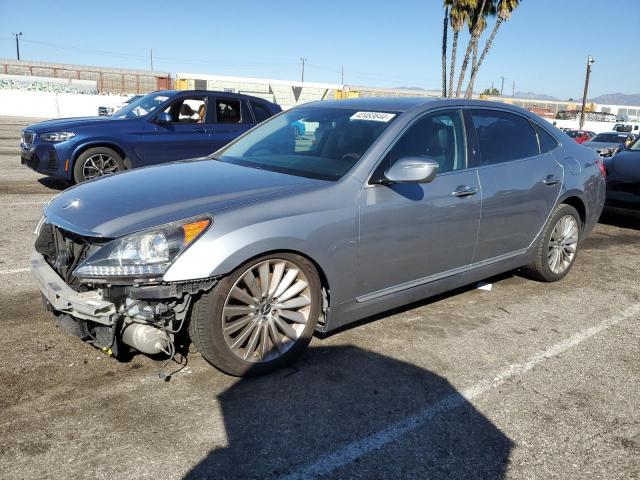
[598,207,640,231]
[37,177,70,191]
[182,345,513,480]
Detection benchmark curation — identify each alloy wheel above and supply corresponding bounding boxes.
[548,214,579,275]
[82,154,119,180]
[221,259,312,363]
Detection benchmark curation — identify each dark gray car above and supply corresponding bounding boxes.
[604,138,640,208]
[29,98,606,376]
[583,131,637,157]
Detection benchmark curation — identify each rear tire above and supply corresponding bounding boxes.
[189,253,322,376]
[522,204,581,282]
[73,147,124,183]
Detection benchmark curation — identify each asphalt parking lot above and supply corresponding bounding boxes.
[1,115,639,480]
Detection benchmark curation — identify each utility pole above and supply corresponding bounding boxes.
[579,56,595,129]
[300,57,307,82]
[500,76,505,96]
[150,49,154,71]
[341,65,344,85]
[13,32,22,60]
[512,81,515,97]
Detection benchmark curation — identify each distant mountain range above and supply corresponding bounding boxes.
[513,91,559,101]
[590,93,640,106]
[511,91,640,106]
[397,87,640,106]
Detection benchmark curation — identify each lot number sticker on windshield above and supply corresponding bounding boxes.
[350,111,396,122]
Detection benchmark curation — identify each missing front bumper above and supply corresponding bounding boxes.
[29,252,116,324]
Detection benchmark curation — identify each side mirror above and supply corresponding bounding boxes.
[384,157,440,184]
[155,112,172,124]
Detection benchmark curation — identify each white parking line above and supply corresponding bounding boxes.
[0,201,45,206]
[0,267,29,275]
[279,303,640,480]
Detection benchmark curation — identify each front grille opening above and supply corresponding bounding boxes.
[36,223,104,290]
[22,130,35,148]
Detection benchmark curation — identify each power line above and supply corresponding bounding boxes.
[7,36,440,88]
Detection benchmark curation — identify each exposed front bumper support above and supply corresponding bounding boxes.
[29,252,116,324]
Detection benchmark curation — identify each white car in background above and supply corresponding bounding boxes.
[98,95,144,116]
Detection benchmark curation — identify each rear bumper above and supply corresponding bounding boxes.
[29,252,116,324]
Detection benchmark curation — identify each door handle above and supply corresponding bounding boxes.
[542,175,560,186]
[193,128,206,133]
[451,186,478,197]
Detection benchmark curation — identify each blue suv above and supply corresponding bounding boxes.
[20,90,281,183]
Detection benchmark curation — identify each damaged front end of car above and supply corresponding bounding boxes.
[29,216,215,359]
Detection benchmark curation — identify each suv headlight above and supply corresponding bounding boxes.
[74,218,211,279]
[40,131,76,142]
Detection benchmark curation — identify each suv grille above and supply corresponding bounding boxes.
[22,130,35,148]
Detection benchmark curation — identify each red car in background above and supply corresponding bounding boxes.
[565,129,596,144]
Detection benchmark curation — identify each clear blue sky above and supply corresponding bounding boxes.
[0,0,637,99]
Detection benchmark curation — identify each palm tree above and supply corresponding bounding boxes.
[454,0,491,98]
[447,0,473,98]
[441,5,449,97]
[464,0,520,98]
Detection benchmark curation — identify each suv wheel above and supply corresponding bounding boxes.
[523,203,581,282]
[189,253,322,376]
[73,147,124,183]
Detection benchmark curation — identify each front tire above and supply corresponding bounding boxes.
[73,147,124,183]
[523,204,581,282]
[189,253,322,376]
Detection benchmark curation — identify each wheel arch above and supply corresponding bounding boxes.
[558,193,587,227]
[71,142,130,170]
[218,247,332,304]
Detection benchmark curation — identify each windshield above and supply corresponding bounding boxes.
[217,107,399,181]
[113,92,171,119]
[592,133,631,143]
[629,137,640,150]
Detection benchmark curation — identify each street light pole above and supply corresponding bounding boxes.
[13,32,22,60]
[579,56,595,130]
[500,76,505,96]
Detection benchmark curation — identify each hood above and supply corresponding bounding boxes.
[26,116,129,132]
[44,159,324,238]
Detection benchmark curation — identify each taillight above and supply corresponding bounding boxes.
[595,158,606,179]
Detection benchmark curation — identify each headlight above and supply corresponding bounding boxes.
[40,131,76,142]
[74,218,211,279]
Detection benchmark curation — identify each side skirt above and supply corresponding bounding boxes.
[321,249,532,333]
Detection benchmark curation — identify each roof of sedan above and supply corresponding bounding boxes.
[304,97,533,113]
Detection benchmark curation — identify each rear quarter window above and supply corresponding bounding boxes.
[250,101,274,123]
[532,122,559,154]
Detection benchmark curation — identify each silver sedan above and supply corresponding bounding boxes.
[30,98,605,376]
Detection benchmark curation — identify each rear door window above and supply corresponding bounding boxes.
[216,99,242,124]
[470,109,540,165]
